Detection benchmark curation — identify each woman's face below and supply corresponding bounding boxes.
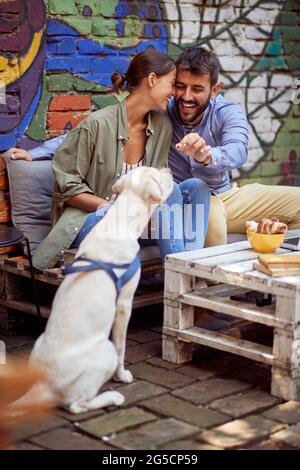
[151,68,176,111]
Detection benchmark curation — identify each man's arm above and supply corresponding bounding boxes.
[176,103,248,171]
[8,135,67,161]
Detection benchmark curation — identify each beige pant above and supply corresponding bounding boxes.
[205,183,300,247]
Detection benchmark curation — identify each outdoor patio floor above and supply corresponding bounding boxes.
[2,306,300,451]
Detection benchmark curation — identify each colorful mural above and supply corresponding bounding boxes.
[0,0,46,149]
[0,0,299,185]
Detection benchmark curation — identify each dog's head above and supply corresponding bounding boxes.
[112,167,173,205]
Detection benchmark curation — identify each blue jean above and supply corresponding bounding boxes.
[72,178,210,258]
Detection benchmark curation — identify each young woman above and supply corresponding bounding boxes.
[32,48,210,271]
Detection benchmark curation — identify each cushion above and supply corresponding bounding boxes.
[4,153,54,254]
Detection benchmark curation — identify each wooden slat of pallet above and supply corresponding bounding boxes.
[0,298,51,318]
[4,256,29,270]
[194,283,251,298]
[0,265,62,286]
[166,259,298,298]
[0,290,164,319]
[165,230,300,268]
[133,291,163,309]
[166,241,251,267]
[193,247,290,271]
[179,292,292,330]
[246,269,300,289]
[215,259,256,277]
[163,325,276,366]
[192,250,259,273]
[43,268,63,281]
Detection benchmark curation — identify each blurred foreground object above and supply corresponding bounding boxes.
[0,359,54,450]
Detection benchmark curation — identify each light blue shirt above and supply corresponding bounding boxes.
[30,94,248,194]
[30,134,67,160]
[167,95,248,194]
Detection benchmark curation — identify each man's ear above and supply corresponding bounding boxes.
[112,175,127,195]
[211,82,220,99]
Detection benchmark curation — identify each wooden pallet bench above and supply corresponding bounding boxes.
[0,246,164,329]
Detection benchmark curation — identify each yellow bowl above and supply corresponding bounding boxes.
[246,230,285,253]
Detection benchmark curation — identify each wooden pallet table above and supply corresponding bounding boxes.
[163,230,300,401]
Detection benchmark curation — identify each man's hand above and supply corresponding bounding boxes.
[176,133,212,164]
[8,148,32,161]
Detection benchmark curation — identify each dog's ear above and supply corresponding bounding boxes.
[144,177,163,204]
[112,175,127,195]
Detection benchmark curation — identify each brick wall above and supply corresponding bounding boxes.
[0,0,299,186]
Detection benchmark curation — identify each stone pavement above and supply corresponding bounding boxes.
[1,307,300,451]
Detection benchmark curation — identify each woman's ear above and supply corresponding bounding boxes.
[112,175,127,195]
[147,72,157,89]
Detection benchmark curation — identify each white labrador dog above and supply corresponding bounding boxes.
[12,167,173,414]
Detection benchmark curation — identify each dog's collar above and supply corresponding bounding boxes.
[63,255,141,298]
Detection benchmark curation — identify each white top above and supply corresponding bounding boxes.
[121,158,144,176]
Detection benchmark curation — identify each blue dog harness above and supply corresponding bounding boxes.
[63,255,141,299]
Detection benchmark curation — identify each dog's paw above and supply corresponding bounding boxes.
[68,403,88,414]
[115,368,133,383]
[110,391,125,406]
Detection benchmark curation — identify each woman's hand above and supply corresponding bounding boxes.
[176,133,212,164]
[8,148,33,161]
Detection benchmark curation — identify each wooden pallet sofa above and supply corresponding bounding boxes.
[0,245,164,330]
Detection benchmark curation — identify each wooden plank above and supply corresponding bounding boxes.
[162,334,193,364]
[4,256,29,270]
[165,228,300,269]
[0,298,50,318]
[165,240,251,268]
[193,247,290,270]
[245,270,300,294]
[0,290,163,319]
[180,292,292,330]
[163,325,276,366]
[0,265,61,286]
[132,291,163,309]
[194,283,251,298]
[169,263,296,298]
[194,251,258,272]
[43,268,64,281]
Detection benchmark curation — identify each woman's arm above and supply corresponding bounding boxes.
[66,193,110,212]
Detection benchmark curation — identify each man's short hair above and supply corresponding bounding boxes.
[176,47,220,86]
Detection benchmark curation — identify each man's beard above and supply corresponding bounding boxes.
[175,97,210,125]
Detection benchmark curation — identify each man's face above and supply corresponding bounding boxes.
[174,70,219,125]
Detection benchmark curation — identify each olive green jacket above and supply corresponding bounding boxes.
[33,99,172,270]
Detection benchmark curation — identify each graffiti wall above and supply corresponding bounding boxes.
[0,0,299,185]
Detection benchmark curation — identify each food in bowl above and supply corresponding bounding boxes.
[246,218,287,253]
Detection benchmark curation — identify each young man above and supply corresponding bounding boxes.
[168,47,300,245]
[8,46,300,245]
